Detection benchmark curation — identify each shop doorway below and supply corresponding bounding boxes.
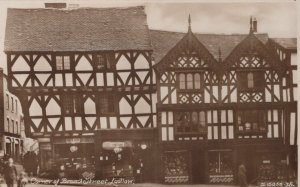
[54,143,95,179]
[98,141,154,183]
[208,150,234,184]
[191,150,205,184]
[238,148,258,184]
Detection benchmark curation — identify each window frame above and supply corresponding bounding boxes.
[62,94,82,115]
[55,55,71,71]
[237,70,265,92]
[177,72,203,92]
[93,53,114,70]
[98,94,115,115]
[175,111,207,135]
[236,110,267,134]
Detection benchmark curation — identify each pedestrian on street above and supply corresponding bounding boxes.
[3,158,18,187]
[238,164,248,187]
[17,171,28,187]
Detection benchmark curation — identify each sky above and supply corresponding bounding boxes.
[0,0,298,73]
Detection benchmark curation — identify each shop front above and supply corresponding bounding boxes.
[95,129,157,183]
[208,150,234,184]
[52,136,95,179]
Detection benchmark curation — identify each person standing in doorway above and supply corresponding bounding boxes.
[4,158,18,187]
[238,164,248,187]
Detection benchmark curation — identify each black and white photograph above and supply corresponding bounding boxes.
[0,0,298,186]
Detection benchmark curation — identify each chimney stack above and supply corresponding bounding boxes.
[250,16,258,33]
[252,17,257,32]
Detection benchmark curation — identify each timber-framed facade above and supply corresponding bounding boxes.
[3,5,298,185]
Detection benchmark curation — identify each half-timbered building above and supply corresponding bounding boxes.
[3,5,297,185]
[4,6,157,181]
[152,18,297,184]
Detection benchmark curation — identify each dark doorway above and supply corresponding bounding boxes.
[192,150,206,183]
[238,147,258,184]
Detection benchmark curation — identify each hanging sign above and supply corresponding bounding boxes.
[102,141,133,150]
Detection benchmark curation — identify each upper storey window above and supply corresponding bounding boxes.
[179,73,201,90]
[237,71,264,91]
[175,111,207,134]
[56,55,70,70]
[93,54,114,70]
[63,95,82,114]
[237,110,267,133]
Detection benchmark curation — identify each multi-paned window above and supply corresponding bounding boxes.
[99,94,115,114]
[237,71,264,91]
[94,54,113,70]
[237,110,267,133]
[175,111,206,134]
[179,73,201,90]
[56,55,71,70]
[63,95,82,114]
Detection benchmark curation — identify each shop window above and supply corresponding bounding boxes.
[237,71,264,91]
[208,150,234,184]
[99,95,115,114]
[175,111,206,134]
[178,73,201,91]
[163,151,189,183]
[94,54,113,70]
[63,95,82,114]
[56,55,71,70]
[237,110,267,133]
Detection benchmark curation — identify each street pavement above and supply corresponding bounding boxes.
[0,165,258,187]
[0,183,255,187]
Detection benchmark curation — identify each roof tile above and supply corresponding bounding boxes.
[5,7,152,51]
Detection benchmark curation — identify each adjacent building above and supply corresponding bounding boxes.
[0,69,25,161]
[3,5,297,184]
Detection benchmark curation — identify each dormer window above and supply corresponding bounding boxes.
[56,55,70,70]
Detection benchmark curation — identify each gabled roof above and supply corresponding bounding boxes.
[270,38,297,50]
[222,33,285,75]
[5,6,152,52]
[150,30,268,63]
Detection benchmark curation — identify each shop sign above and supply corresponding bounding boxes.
[102,141,132,150]
[65,138,81,144]
[37,138,51,143]
[262,160,271,164]
[40,143,51,150]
